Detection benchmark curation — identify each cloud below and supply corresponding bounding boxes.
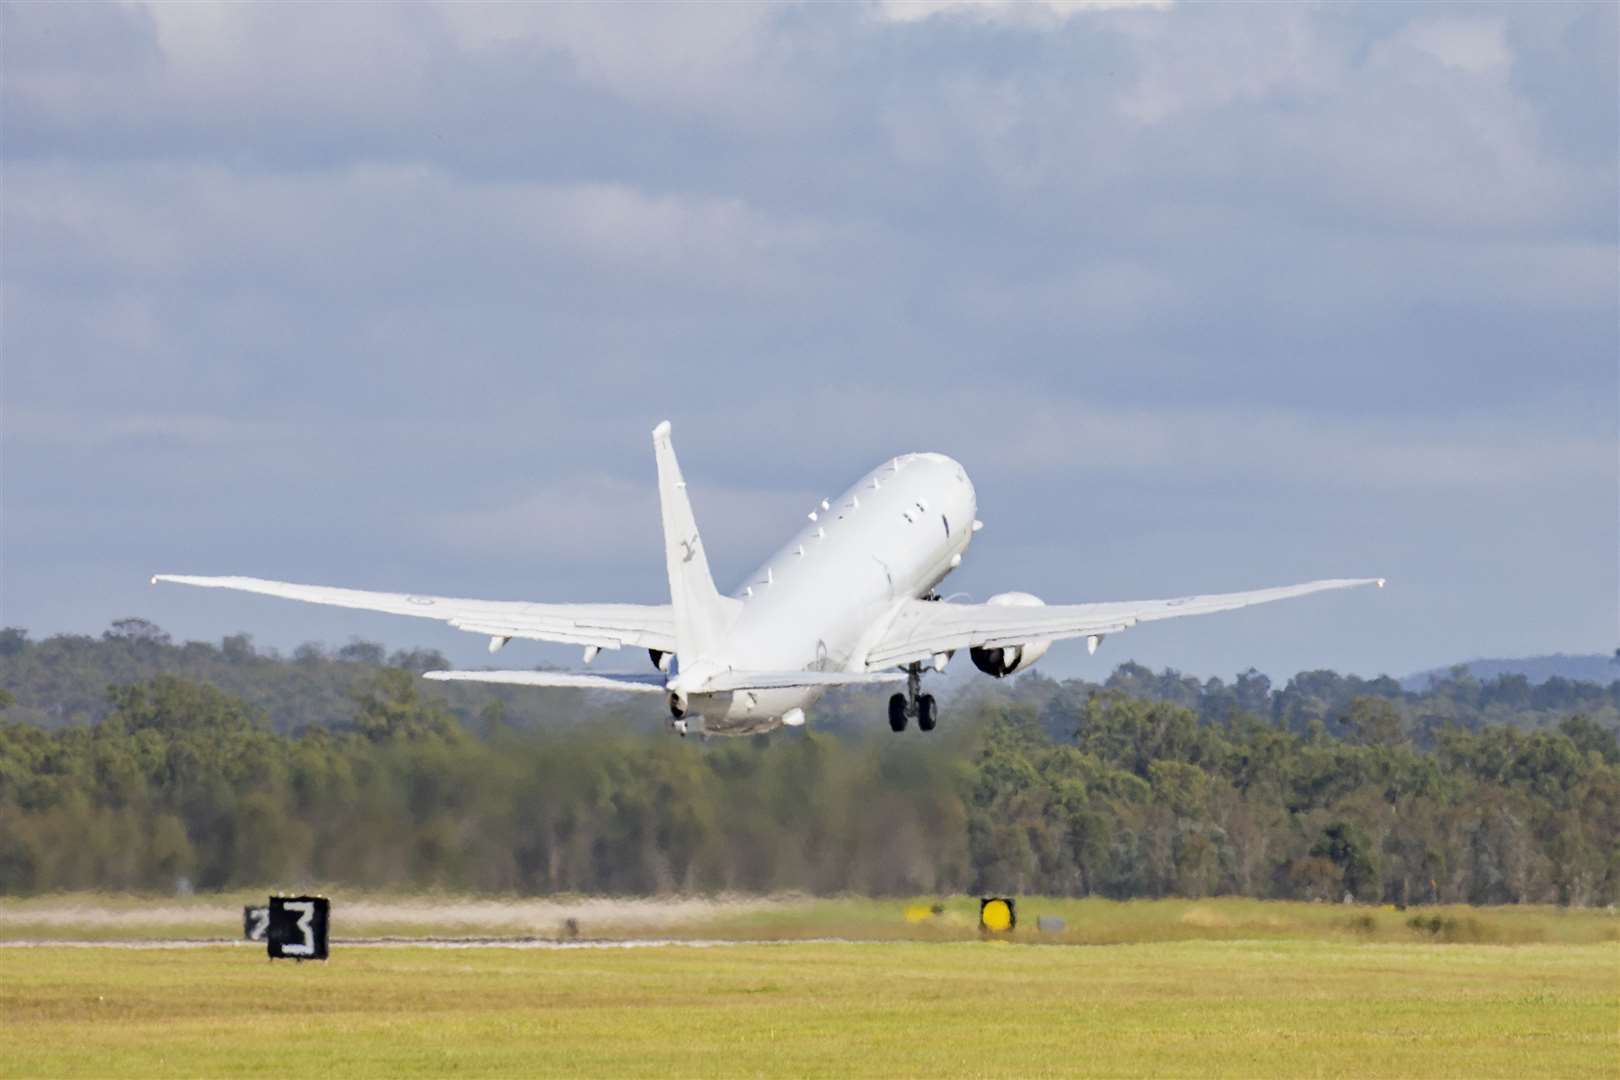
[4,1,809,144]
[1396,17,1512,75]
[874,0,1170,26]
[950,260,1178,330]
[436,3,791,121]
[677,389,1613,498]
[2,1,1613,676]
[4,410,292,452]
[1,161,844,301]
[1114,6,1340,126]
[426,473,818,591]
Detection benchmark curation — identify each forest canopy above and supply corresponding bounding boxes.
[1,623,1616,904]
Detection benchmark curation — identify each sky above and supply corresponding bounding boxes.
[2,0,1616,682]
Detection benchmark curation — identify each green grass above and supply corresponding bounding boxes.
[2,939,1615,1078]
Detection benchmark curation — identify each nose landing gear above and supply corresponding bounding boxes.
[889,663,939,733]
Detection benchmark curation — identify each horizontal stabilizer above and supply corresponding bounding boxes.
[423,668,904,695]
[423,670,666,693]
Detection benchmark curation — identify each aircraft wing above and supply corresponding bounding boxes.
[151,574,676,653]
[864,578,1385,670]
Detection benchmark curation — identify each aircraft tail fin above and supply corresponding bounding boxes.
[651,421,735,662]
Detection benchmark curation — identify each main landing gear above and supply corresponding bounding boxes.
[888,663,937,733]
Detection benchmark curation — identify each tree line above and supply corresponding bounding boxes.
[1,622,1615,905]
[3,621,1614,738]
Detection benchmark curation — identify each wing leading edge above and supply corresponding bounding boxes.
[150,574,676,654]
[865,577,1386,670]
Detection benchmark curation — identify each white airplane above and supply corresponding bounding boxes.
[154,421,1383,737]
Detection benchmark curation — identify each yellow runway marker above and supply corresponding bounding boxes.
[979,897,1014,932]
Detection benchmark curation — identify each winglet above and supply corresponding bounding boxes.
[651,421,732,662]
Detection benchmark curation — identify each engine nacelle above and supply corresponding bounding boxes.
[969,591,1052,677]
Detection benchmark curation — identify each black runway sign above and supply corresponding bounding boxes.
[267,896,329,960]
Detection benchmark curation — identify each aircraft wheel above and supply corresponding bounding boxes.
[917,693,937,732]
[887,693,908,732]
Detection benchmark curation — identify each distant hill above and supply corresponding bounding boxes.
[1402,653,1618,691]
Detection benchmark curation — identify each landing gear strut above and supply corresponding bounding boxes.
[888,663,938,733]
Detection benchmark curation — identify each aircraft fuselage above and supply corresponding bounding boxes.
[687,452,976,734]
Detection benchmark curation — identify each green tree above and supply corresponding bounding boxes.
[1311,821,1381,901]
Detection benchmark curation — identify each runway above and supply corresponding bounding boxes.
[0,936,874,950]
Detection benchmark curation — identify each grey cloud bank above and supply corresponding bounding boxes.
[2,1,1614,680]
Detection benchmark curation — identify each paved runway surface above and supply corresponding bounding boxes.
[0,936,871,950]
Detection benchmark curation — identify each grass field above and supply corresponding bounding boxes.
[4,896,1616,1077]
[3,938,1616,1078]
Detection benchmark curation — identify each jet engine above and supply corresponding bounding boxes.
[969,592,1052,677]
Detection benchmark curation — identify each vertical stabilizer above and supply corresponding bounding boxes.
[651,421,732,663]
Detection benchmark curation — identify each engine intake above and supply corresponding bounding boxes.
[969,592,1052,677]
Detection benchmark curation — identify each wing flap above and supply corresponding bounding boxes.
[448,622,626,650]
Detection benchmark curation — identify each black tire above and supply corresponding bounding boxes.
[917,693,937,732]
[888,693,909,732]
